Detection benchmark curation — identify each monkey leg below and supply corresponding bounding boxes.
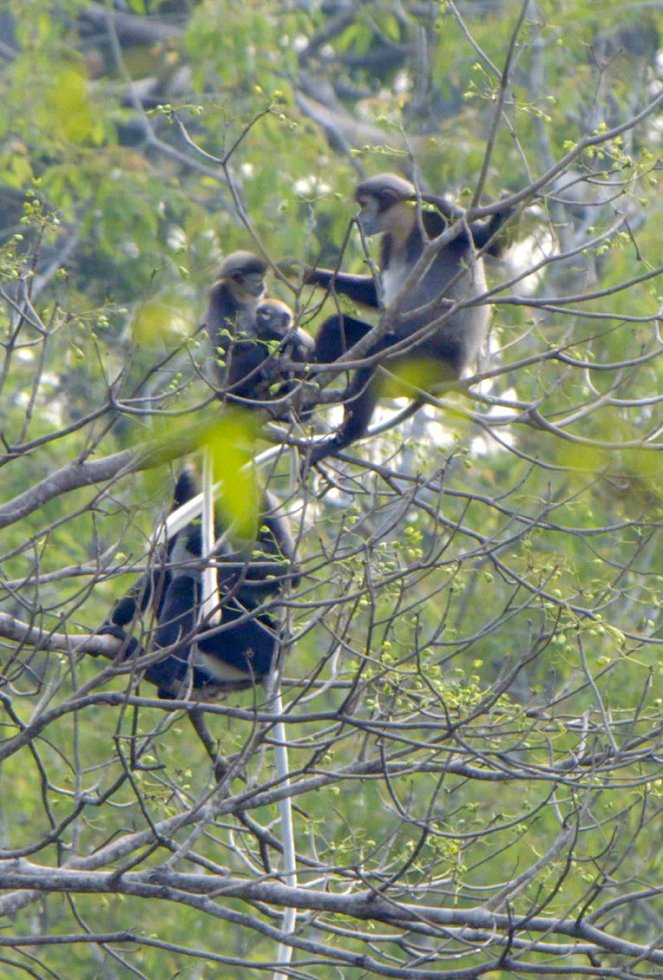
[308,362,381,464]
[313,313,374,363]
[144,575,199,696]
[195,606,277,681]
[306,313,378,447]
[188,707,231,781]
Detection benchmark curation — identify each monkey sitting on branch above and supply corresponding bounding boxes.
[205,251,313,418]
[298,173,513,462]
[96,468,299,701]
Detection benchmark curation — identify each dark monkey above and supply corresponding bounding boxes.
[303,173,512,460]
[97,469,298,699]
[251,297,314,405]
[205,252,312,414]
[206,250,267,365]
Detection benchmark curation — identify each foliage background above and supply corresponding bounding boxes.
[0,1,662,977]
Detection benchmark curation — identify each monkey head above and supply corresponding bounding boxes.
[255,298,294,340]
[216,251,268,302]
[355,173,415,240]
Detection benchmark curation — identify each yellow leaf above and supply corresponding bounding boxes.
[556,443,608,474]
[204,409,261,541]
[131,301,190,344]
[45,68,103,146]
[380,357,456,398]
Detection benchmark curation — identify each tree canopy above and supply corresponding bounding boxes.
[0,1,662,977]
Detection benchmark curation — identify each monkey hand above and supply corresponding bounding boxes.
[93,624,141,660]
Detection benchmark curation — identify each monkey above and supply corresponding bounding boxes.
[255,297,296,338]
[205,250,267,397]
[247,298,314,408]
[205,253,312,416]
[300,173,512,461]
[97,468,298,700]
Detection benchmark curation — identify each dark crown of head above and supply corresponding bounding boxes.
[355,173,414,206]
[219,251,268,279]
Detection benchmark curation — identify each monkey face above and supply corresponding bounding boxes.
[357,194,414,245]
[218,251,268,300]
[231,270,266,298]
[355,173,414,237]
[256,301,293,339]
[356,195,382,237]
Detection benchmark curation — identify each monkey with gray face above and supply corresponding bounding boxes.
[205,253,312,416]
[303,173,512,461]
[252,298,314,408]
[205,250,267,403]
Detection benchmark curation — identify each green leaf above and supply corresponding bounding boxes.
[44,67,105,146]
[205,409,261,541]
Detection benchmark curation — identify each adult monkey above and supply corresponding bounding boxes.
[206,253,312,415]
[206,250,267,399]
[302,173,513,461]
[97,468,299,700]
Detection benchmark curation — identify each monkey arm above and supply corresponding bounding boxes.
[95,468,197,653]
[420,193,465,223]
[470,206,513,257]
[291,327,315,360]
[304,267,379,308]
[420,197,512,257]
[94,561,172,659]
[313,313,376,365]
[106,578,154,629]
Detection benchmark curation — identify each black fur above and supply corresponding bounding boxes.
[98,470,297,699]
[205,254,312,416]
[304,174,512,460]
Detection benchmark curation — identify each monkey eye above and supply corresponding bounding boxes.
[359,197,380,216]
